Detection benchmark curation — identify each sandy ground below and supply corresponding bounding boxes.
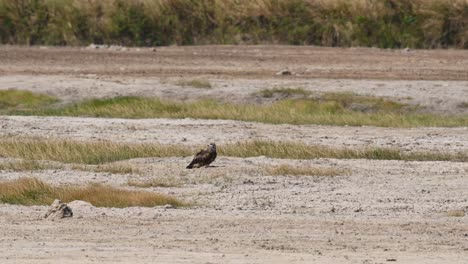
[0,45,467,263]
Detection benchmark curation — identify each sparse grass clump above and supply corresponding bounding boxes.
[0,137,191,165]
[0,159,140,174]
[0,177,184,207]
[267,164,348,176]
[72,163,140,174]
[175,79,212,89]
[457,102,468,109]
[0,89,59,113]
[0,160,57,171]
[447,210,465,217]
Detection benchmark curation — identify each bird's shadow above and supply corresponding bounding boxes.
[186,165,225,169]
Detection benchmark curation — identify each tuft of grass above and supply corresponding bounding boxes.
[0,137,191,165]
[258,88,310,98]
[457,102,468,109]
[0,159,140,174]
[175,79,212,89]
[221,140,468,162]
[0,137,466,165]
[0,89,59,113]
[267,164,348,176]
[72,164,140,174]
[0,177,184,208]
[128,178,182,188]
[447,210,465,217]
[0,160,57,171]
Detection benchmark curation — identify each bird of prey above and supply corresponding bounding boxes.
[186,143,217,169]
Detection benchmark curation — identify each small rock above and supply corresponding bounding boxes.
[163,204,174,209]
[44,199,73,220]
[276,69,292,76]
[243,179,254,185]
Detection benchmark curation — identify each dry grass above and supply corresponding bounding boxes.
[72,164,140,174]
[1,137,466,164]
[446,210,465,217]
[0,137,191,164]
[0,159,140,175]
[221,140,468,162]
[0,177,184,208]
[175,79,212,89]
[0,160,57,171]
[267,164,348,176]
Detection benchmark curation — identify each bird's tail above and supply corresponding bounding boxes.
[186,163,193,169]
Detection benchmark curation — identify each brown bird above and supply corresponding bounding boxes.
[186,143,217,169]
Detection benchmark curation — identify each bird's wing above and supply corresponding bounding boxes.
[191,149,210,164]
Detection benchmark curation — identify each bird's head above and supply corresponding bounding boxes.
[208,143,216,151]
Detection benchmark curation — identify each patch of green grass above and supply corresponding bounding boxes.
[3,90,467,127]
[267,164,348,176]
[0,89,59,113]
[1,137,466,165]
[175,79,212,89]
[38,96,468,127]
[41,96,185,118]
[258,88,310,98]
[0,177,184,207]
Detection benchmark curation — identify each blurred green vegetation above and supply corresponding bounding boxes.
[0,0,467,48]
[0,89,59,112]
